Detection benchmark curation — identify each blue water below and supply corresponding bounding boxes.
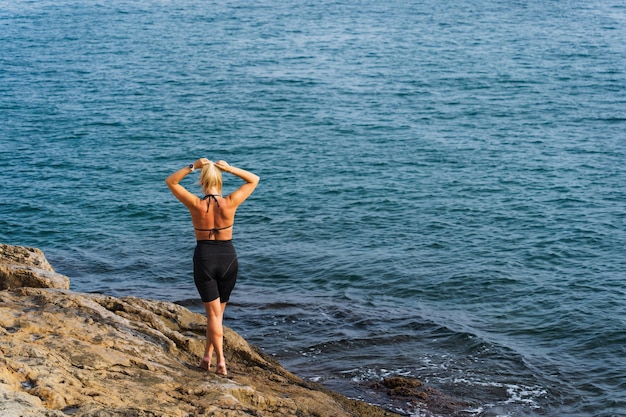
[2,1,626,415]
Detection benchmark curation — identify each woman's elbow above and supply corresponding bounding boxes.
[164,177,177,188]
[245,173,260,185]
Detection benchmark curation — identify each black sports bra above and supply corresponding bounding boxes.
[194,194,233,238]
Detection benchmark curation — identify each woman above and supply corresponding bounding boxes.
[165,158,259,376]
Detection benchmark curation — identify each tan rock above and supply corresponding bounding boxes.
[0,244,69,290]
[0,244,399,417]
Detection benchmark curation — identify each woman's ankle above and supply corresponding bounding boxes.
[216,361,227,376]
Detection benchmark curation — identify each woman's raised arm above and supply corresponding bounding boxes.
[215,160,260,206]
[165,158,210,208]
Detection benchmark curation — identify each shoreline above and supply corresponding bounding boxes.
[1,243,468,416]
[1,243,405,416]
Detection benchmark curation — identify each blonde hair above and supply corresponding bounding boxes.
[198,162,223,194]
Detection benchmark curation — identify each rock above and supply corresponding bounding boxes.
[370,376,472,416]
[0,244,399,417]
[0,244,69,290]
[382,376,427,399]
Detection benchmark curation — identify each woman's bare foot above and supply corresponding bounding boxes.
[199,357,211,371]
[216,362,227,376]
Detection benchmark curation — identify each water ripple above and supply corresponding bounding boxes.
[2,0,626,415]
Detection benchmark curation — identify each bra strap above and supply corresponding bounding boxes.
[202,194,221,212]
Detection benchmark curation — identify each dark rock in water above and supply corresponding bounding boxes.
[381,376,427,399]
[371,376,474,416]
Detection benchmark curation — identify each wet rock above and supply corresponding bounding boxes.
[371,376,473,416]
[382,376,427,400]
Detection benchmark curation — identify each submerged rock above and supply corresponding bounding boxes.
[381,376,427,399]
[370,376,471,416]
[0,244,399,417]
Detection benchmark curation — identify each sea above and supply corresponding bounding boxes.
[1,0,625,415]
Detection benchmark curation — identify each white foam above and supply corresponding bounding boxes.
[452,377,546,409]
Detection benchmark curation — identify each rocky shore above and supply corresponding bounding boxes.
[1,243,401,417]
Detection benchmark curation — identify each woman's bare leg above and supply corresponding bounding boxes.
[202,299,227,375]
[200,327,216,370]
